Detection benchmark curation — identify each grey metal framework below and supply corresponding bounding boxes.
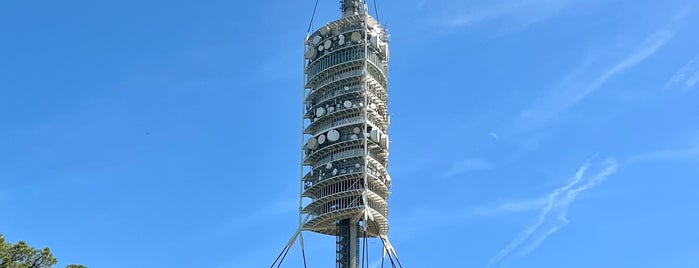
[273,1,399,267]
[301,1,391,267]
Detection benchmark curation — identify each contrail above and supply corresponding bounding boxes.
[487,158,618,267]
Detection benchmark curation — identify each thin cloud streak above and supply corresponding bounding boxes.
[448,0,573,29]
[581,31,673,101]
[626,146,699,164]
[516,28,675,131]
[686,70,699,89]
[664,55,699,90]
[441,158,495,178]
[449,1,527,27]
[472,198,547,217]
[487,158,618,267]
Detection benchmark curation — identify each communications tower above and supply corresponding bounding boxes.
[272,1,400,267]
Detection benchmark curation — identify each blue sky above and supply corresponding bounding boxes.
[1,0,698,267]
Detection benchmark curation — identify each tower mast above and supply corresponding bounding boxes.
[300,0,392,267]
[340,0,362,17]
[273,0,397,266]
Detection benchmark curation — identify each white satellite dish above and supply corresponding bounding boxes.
[339,34,345,40]
[343,100,353,109]
[324,40,332,50]
[305,48,317,59]
[316,107,326,117]
[319,26,329,36]
[353,127,360,134]
[339,39,345,45]
[350,134,358,140]
[332,169,338,176]
[355,163,361,168]
[307,137,319,150]
[312,35,322,45]
[326,162,332,169]
[351,32,361,42]
[327,106,335,113]
[318,134,326,144]
[327,129,340,142]
[344,86,349,91]
[318,45,324,52]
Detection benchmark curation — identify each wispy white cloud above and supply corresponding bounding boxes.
[516,28,676,130]
[626,131,699,164]
[442,158,495,178]
[664,55,699,90]
[515,7,692,131]
[472,198,547,217]
[685,70,699,89]
[449,1,527,27]
[626,146,699,164]
[447,0,574,29]
[487,158,618,267]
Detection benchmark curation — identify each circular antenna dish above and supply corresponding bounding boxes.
[307,138,319,150]
[332,168,338,176]
[351,32,362,42]
[318,45,324,52]
[319,26,330,36]
[305,48,317,59]
[327,106,335,113]
[369,103,377,110]
[353,127,360,134]
[316,107,326,117]
[350,134,358,140]
[344,86,350,91]
[343,100,353,109]
[326,162,333,169]
[324,40,332,49]
[339,39,345,45]
[318,134,326,144]
[312,35,322,45]
[327,129,340,142]
[355,163,361,168]
[339,34,345,40]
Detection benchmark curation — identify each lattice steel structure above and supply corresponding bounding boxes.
[301,1,391,267]
[273,1,399,267]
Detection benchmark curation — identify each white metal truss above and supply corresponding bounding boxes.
[273,1,400,267]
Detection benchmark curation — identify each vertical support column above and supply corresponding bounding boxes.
[336,219,360,268]
[341,0,363,17]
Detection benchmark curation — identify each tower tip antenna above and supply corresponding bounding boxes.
[340,0,363,17]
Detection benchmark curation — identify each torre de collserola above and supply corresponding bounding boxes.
[272,1,400,267]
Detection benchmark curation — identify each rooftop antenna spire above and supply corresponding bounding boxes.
[341,0,363,17]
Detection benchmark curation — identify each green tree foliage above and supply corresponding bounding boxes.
[0,234,86,268]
